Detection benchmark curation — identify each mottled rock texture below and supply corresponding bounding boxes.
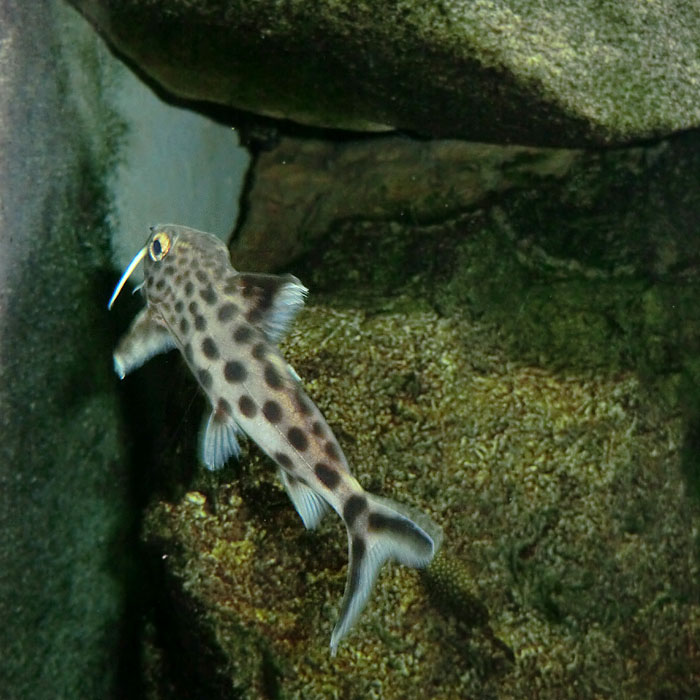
[69,0,700,146]
[232,136,579,272]
[139,132,700,697]
[0,1,133,697]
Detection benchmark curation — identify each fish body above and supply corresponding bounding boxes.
[110,224,442,653]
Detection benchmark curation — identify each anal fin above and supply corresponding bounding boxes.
[278,468,329,529]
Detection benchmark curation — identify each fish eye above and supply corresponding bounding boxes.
[148,232,171,262]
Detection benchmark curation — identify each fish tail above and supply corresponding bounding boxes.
[330,493,442,655]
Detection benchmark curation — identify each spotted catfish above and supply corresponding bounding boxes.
[109,224,442,654]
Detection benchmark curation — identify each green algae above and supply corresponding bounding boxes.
[71,0,700,144]
[142,300,699,697]
[141,133,700,699]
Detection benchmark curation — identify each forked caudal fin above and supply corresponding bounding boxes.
[330,494,442,655]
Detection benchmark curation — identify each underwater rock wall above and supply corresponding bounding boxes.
[69,0,700,145]
[0,2,249,697]
[3,0,699,697]
[0,1,130,696]
[133,130,700,699]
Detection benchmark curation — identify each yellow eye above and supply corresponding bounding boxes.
[148,232,171,261]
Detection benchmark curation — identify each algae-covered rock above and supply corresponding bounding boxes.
[69,0,700,146]
[236,131,700,380]
[0,1,132,697]
[142,301,698,697]
[137,124,700,696]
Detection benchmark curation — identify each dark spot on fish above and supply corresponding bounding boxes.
[240,274,279,310]
[163,264,175,276]
[246,307,263,324]
[258,287,273,310]
[184,343,193,363]
[287,427,308,451]
[174,300,184,313]
[324,441,341,461]
[312,421,325,437]
[180,318,189,334]
[197,368,212,389]
[275,452,293,469]
[194,315,207,331]
[252,343,266,361]
[156,279,166,291]
[174,274,183,285]
[350,536,366,579]
[343,495,367,527]
[188,301,198,314]
[324,440,341,462]
[367,512,432,555]
[262,400,282,423]
[200,285,217,305]
[202,337,219,359]
[367,512,415,539]
[233,325,252,343]
[315,462,340,490]
[218,303,237,322]
[217,398,231,417]
[295,390,313,416]
[146,275,154,288]
[224,360,247,383]
[264,363,282,389]
[238,394,257,418]
[184,281,194,297]
[352,535,366,560]
[196,270,208,284]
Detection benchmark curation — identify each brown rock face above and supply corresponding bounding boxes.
[70,0,700,146]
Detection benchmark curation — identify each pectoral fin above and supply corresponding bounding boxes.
[113,307,176,379]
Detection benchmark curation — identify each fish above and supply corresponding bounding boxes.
[109,224,442,654]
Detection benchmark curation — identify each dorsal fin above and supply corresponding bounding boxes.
[231,273,307,343]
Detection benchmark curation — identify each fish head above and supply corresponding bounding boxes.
[108,223,231,311]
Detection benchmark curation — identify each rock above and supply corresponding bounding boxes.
[140,133,700,697]
[231,135,579,272]
[0,2,131,697]
[142,300,698,698]
[0,2,250,697]
[69,0,700,146]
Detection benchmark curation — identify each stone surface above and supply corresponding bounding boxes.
[69,0,700,146]
[140,132,700,696]
[0,1,132,696]
[235,131,700,381]
[231,135,579,272]
[0,2,250,697]
[141,301,698,699]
